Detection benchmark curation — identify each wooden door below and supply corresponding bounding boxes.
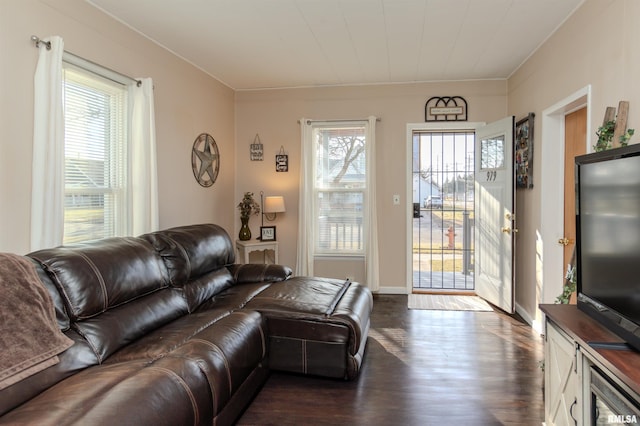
[563,108,587,271]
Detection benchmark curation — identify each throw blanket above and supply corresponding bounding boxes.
[0,253,73,390]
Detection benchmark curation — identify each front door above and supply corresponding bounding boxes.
[474,116,515,313]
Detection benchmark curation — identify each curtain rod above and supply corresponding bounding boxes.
[31,35,142,87]
[31,35,51,50]
[298,118,381,125]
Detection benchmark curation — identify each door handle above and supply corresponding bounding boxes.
[558,237,574,246]
[504,213,518,235]
[570,398,577,426]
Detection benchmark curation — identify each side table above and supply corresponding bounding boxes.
[236,240,279,264]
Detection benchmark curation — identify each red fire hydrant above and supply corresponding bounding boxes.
[447,226,456,249]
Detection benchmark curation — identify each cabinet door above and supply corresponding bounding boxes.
[545,321,580,426]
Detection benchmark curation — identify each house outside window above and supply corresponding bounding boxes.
[313,125,367,255]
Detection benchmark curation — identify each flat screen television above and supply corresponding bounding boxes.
[575,143,640,352]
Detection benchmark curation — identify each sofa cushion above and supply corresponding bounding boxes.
[28,237,169,321]
[244,277,373,379]
[77,289,188,362]
[0,358,214,426]
[246,277,355,317]
[196,282,272,313]
[167,310,267,416]
[28,237,189,363]
[180,268,235,312]
[227,263,293,284]
[141,224,237,312]
[106,308,233,363]
[105,309,268,419]
[141,223,235,285]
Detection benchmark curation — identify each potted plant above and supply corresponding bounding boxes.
[594,120,635,152]
[237,192,260,240]
[556,263,577,304]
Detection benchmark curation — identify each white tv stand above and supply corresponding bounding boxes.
[541,304,640,425]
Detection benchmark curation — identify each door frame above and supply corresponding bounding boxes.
[537,86,591,326]
[405,122,485,294]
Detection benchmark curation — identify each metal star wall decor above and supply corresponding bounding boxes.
[191,133,220,187]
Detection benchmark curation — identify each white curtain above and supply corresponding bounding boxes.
[365,116,380,292]
[31,37,158,249]
[296,116,380,291]
[296,118,314,276]
[31,36,64,251]
[128,78,159,235]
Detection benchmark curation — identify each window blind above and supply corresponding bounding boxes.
[62,64,128,243]
[313,125,367,255]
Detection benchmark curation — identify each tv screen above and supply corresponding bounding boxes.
[576,144,640,352]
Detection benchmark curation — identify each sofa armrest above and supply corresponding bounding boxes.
[227,264,292,284]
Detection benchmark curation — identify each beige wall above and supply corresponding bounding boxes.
[0,0,236,254]
[508,0,640,319]
[235,81,507,291]
[507,0,640,324]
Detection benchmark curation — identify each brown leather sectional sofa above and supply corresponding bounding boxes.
[0,223,373,425]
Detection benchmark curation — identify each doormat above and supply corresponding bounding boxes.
[408,294,493,312]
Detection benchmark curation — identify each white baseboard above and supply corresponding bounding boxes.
[515,302,545,335]
[374,286,408,295]
[515,302,533,325]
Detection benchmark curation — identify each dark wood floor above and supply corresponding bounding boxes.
[237,295,544,426]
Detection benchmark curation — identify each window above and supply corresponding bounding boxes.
[480,135,505,169]
[32,38,156,251]
[313,124,367,255]
[297,116,377,286]
[62,62,128,244]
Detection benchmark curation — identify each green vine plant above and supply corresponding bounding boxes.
[556,263,577,304]
[594,120,635,152]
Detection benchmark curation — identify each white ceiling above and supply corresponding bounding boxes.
[87,0,584,91]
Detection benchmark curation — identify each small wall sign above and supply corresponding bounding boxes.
[430,106,464,115]
[276,146,288,172]
[250,134,263,161]
[425,96,468,122]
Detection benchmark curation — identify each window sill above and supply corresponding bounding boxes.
[314,254,365,260]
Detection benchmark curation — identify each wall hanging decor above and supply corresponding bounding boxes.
[275,146,288,172]
[250,134,263,161]
[191,133,220,187]
[425,96,468,122]
[515,113,534,189]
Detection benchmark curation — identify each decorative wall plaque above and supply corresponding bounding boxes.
[425,96,468,122]
[250,134,263,161]
[515,113,535,189]
[275,146,288,172]
[191,133,219,187]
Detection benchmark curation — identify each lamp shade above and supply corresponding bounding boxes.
[264,196,286,213]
